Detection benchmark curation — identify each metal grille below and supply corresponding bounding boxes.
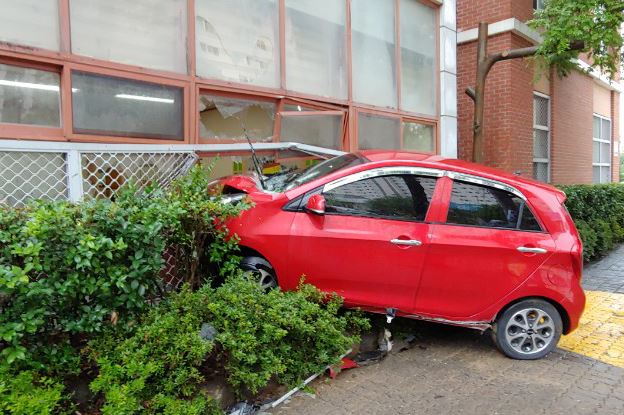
[532,94,550,183]
[534,96,549,128]
[81,152,198,199]
[0,151,68,206]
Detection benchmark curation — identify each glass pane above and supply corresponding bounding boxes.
[601,166,611,183]
[593,166,600,183]
[285,0,347,99]
[72,72,183,139]
[281,114,343,149]
[400,0,436,115]
[601,118,611,141]
[533,129,549,159]
[593,141,600,163]
[593,116,600,139]
[358,113,400,150]
[199,95,275,142]
[0,0,60,51]
[324,175,437,221]
[600,143,610,163]
[520,204,542,232]
[352,0,397,108]
[532,162,548,182]
[533,95,549,127]
[403,122,434,152]
[196,0,279,88]
[0,63,60,127]
[70,0,187,73]
[447,181,523,229]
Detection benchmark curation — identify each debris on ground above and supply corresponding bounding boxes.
[227,401,257,415]
[328,357,359,379]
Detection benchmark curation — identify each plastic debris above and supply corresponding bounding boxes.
[227,402,256,415]
[385,307,397,324]
[327,357,359,379]
[379,328,393,352]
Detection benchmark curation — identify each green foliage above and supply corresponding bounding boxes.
[529,0,624,78]
[0,368,66,415]
[560,183,624,261]
[208,276,370,394]
[89,287,219,415]
[90,276,370,409]
[0,165,246,373]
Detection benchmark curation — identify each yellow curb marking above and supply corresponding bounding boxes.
[558,290,624,368]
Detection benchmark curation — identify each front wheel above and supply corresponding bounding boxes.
[492,299,562,360]
[240,256,278,291]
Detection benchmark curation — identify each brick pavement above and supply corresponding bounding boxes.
[272,246,624,415]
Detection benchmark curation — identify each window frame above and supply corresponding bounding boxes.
[354,108,438,153]
[532,92,550,183]
[592,113,612,184]
[0,0,442,148]
[442,177,546,233]
[321,166,443,222]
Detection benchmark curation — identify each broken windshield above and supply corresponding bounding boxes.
[264,153,368,193]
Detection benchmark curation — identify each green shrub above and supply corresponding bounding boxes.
[90,276,370,411]
[560,183,624,261]
[0,368,66,415]
[89,287,220,415]
[208,276,370,394]
[0,166,246,373]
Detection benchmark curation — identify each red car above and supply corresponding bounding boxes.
[215,151,586,360]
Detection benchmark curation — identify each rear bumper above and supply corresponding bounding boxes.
[561,281,586,334]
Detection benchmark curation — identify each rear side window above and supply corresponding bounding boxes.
[446,181,542,231]
[323,175,437,221]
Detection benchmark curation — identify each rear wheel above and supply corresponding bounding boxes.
[240,256,278,291]
[492,299,562,360]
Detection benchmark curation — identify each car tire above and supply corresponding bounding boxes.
[492,299,562,360]
[240,256,278,291]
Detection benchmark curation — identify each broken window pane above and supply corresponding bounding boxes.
[195,0,280,88]
[400,0,436,115]
[199,95,276,142]
[352,0,397,108]
[285,0,347,99]
[403,122,434,153]
[358,113,400,150]
[280,113,343,149]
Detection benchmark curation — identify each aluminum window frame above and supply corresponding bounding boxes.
[592,113,612,183]
[532,92,550,183]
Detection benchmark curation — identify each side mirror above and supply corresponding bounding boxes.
[305,194,326,215]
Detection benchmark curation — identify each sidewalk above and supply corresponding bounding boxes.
[273,247,624,415]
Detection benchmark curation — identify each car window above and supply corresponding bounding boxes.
[323,174,437,221]
[447,181,542,231]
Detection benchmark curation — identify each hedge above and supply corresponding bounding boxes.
[560,183,624,261]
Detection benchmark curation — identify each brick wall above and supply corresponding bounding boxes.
[457,32,534,174]
[612,91,621,182]
[457,0,533,30]
[550,70,594,184]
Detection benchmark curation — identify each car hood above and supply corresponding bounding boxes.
[213,174,280,203]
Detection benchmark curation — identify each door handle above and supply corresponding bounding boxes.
[517,246,547,254]
[390,239,422,247]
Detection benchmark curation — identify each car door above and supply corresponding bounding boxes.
[414,176,555,319]
[287,167,441,313]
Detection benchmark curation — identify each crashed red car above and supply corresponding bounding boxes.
[215,151,586,360]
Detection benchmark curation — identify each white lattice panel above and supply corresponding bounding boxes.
[81,152,198,199]
[0,151,68,206]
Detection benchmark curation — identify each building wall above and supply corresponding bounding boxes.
[550,70,594,184]
[0,0,457,176]
[457,0,621,184]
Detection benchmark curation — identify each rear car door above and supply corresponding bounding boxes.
[287,168,441,313]
[415,176,555,319]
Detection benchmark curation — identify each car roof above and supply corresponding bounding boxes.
[358,150,565,200]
